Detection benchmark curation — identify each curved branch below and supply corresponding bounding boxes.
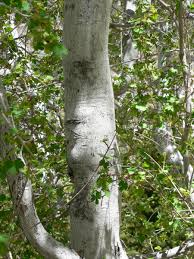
[0,84,80,259]
[7,175,79,259]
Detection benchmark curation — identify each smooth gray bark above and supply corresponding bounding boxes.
[63,1,127,258]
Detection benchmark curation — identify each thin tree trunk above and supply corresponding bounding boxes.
[0,82,79,259]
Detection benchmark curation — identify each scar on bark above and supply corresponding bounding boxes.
[65,119,82,125]
[73,60,95,80]
[67,166,74,182]
[114,244,121,256]
[64,4,75,11]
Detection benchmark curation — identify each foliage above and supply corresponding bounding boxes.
[0,0,71,257]
[0,0,194,258]
[110,0,194,256]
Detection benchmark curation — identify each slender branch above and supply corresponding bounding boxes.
[157,0,170,8]
[110,22,133,29]
[178,1,194,202]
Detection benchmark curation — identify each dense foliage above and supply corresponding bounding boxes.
[0,0,194,258]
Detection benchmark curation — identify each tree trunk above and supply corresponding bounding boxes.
[122,0,138,68]
[63,1,127,258]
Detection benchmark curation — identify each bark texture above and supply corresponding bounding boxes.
[63,1,127,258]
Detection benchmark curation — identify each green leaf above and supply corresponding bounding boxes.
[15,159,25,171]
[0,194,7,202]
[91,189,102,204]
[127,168,135,175]
[0,234,8,255]
[21,1,30,12]
[154,246,162,251]
[119,180,128,191]
[53,44,68,58]
[142,123,148,129]
[164,104,174,112]
[2,159,24,176]
[135,105,147,112]
[99,158,109,170]
[104,190,111,197]
[142,162,150,168]
[168,96,176,103]
[44,75,54,82]
[189,3,194,11]
[12,108,23,118]
[9,127,18,135]
[137,171,146,180]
